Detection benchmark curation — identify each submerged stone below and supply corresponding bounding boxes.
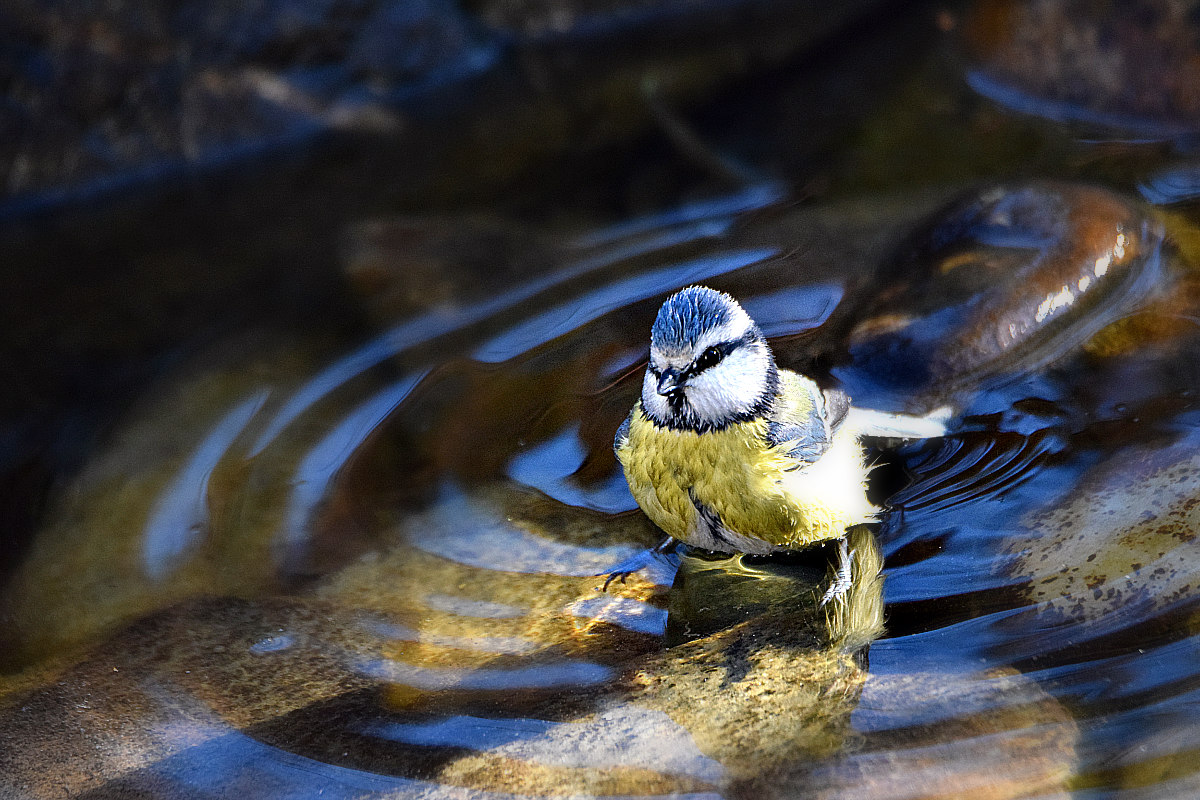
[0,579,1074,799]
[843,182,1169,407]
[0,472,844,798]
[790,668,1077,799]
[1011,424,1200,632]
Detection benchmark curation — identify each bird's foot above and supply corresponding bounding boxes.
[599,537,678,591]
[819,536,855,607]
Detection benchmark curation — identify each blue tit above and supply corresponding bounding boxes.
[612,285,946,599]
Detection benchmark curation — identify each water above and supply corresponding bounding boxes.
[6,4,1200,798]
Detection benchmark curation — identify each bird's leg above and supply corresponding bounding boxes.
[651,536,678,555]
[819,536,855,608]
[600,536,678,591]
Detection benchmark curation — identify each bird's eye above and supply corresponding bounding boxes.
[695,345,723,372]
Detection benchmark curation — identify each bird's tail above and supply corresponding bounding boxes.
[847,406,950,441]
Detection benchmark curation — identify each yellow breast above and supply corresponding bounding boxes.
[616,404,874,551]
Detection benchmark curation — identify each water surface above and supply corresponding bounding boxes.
[5,5,1200,798]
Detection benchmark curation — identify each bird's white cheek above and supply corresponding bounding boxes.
[683,374,737,423]
[686,350,767,423]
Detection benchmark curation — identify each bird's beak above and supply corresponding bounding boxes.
[657,368,683,396]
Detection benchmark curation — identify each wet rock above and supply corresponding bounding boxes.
[0,592,837,797]
[347,0,482,82]
[0,597,384,799]
[626,616,867,787]
[1010,423,1200,633]
[0,586,1075,799]
[964,0,1200,137]
[0,475,825,797]
[0,0,480,201]
[3,1,340,200]
[790,669,1077,799]
[0,0,891,214]
[842,182,1170,408]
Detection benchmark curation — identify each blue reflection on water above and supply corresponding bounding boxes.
[1140,163,1200,206]
[569,182,785,249]
[1036,635,1200,704]
[363,707,726,782]
[506,424,637,512]
[566,595,668,636]
[248,191,781,457]
[472,248,779,362]
[741,283,843,337]
[1069,681,1200,791]
[412,484,641,575]
[282,374,424,553]
[867,609,1032,675]
[854,670,1052,732]
[367,714,556,748]
[142,391,269,581]
[247,320,443,456]
[966,69,1196,139]
[106,724,726,799]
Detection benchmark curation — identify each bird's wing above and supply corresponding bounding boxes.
[766,372,848,465]
[613,408,634,456]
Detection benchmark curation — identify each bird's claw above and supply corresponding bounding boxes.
[819,536,854,608]
[597,537,678,592]
[597,550,657,592]
[601,570,633,591]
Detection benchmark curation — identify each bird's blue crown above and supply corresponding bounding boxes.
[651,286,737,351]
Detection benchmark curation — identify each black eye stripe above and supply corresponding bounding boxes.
[686,336,748,377]
[649,331,760,384]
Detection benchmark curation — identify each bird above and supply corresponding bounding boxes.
[611,285,947,603]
